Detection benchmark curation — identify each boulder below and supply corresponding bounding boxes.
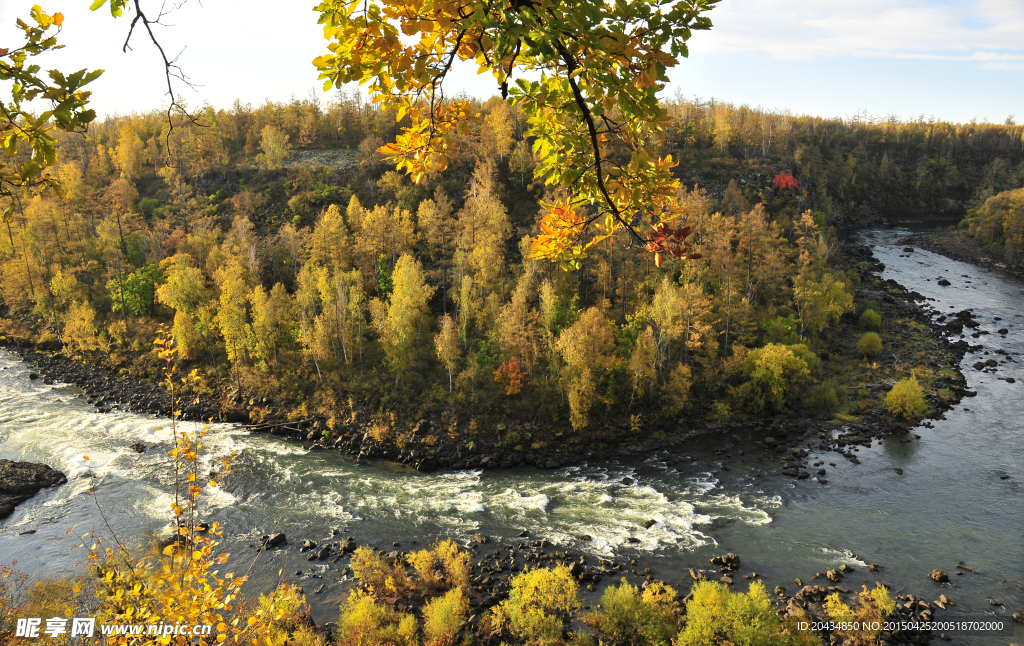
[937,279,951,286]
[826,569,842,582]
[339,537,357,554]
[795,585,827,602]
[642,519,658,529]
[930,569,949,583]
[0,460,67,519]
[474,534,490,544]
[710,553,741,569]
[261,533,287,548]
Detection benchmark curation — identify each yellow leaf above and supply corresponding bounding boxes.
[53,12,63,26]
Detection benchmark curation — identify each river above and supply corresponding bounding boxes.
[0,229,1021,644]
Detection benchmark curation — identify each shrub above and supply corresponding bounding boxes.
[350,546,411,602]
[824,584,896,643]
[740,343,812,412]
[845,270,862,290]
[582,581,681,646]
[761,315,799,345]
[803,383,841,418]
[337,589,418,646]
[885,376,927,419]
[408,539,471,594]
[856,332,882,357]
[489,566,581,645]
[859,309,881,329]
[660,363,693,416]
[422,587,469,646]
[676,581,819,646]
[63,300,100,353]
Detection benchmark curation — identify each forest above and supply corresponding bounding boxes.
[2,92,1018,435]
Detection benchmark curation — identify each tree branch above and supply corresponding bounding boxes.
[552,39,646,248]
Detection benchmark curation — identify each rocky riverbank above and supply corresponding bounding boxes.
[258,526,947,645]
[0,460,67,519]
[904,230,1024,281]
[0,341,221,422]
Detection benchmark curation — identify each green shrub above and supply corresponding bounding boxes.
[885,376,927,419]
[582,581,681,646]
[859,309,881,329]
[803,383,841,418]
[676,580,819,646]
[489,566,581,645]
[761,315,799,345]
[422,588,469,646]
[349,546,411,601]
[824,584,896,643]
[739,343,812,412]
[845,270,862,290]
[856,332,882,357]
[337,589,418,646]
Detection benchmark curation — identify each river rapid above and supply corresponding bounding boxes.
[0,229,1021,644]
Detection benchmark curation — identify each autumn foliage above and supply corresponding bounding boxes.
[774,173,799,191]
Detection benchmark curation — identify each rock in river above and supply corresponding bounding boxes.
[0,460,67,519]
[930,569,949,583]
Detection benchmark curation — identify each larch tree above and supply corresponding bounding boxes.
[248,282,294,375]
[256,125,292,169]
[457,160,510,296]
[556,307,616,429]
[215,261,253,390]
[374,254,436,384]
[309,203,353,273]
[434,313,460,394]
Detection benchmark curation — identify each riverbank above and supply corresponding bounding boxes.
[904,229,1024,282]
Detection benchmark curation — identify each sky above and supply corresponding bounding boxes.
[1,0,1022,124]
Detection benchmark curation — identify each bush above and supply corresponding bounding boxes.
[489,566,581,645]
[859,309,881,329]
[422,588,469,646]
[350,546,411,602]
[761,315,799,345]
[824,584,896,643]
[676,581,819,646]
[885,376,927,419]
[856,332,882,357]
[337,589,418,646]
[582,581,681,646]
[740,343,812,412]
[803,383,841,418]
[845,270,862,290]
[660,363,693,416]
[408,539,470,594]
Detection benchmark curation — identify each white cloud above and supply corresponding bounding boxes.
[696,0,1024,62]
